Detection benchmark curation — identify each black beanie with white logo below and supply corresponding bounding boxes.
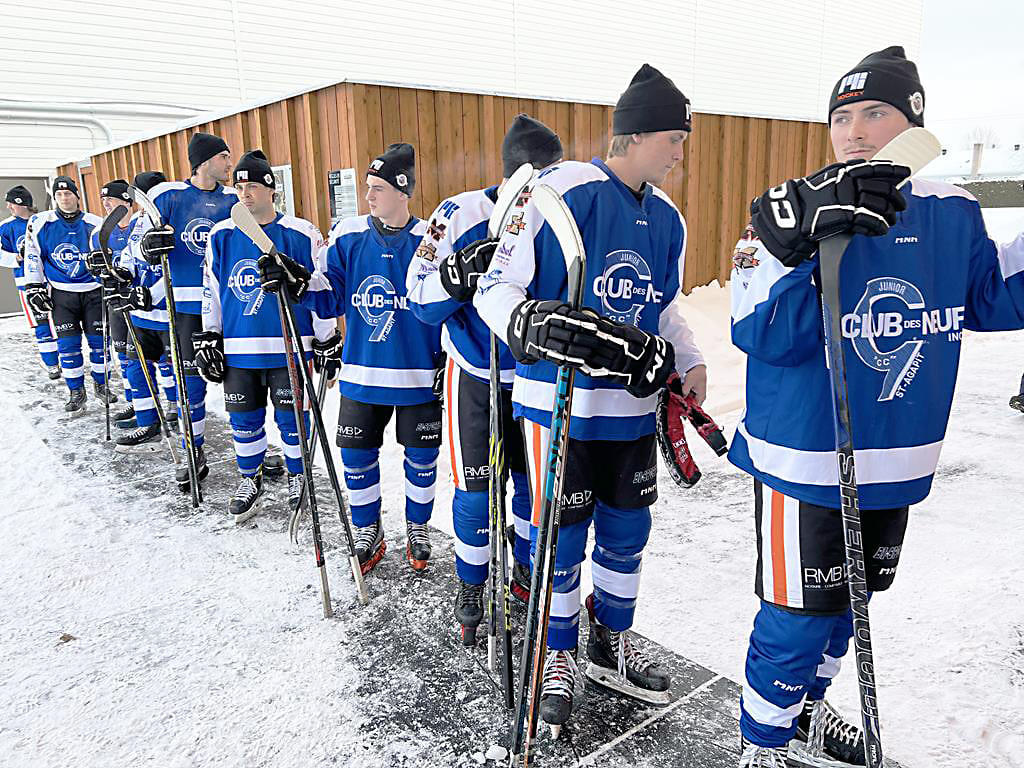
[829,46,925,127]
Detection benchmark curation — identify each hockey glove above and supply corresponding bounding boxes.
[140,225,175,265]
[669,373,727,455]
[86,249,111,278]
[750,158,910,267]
[506,299,605,368]
[191,330,226,384]
[312,330,342,384]
[432,351,448,401]
[577,315,676,399]
[258,251,310,302]
[439,237,497,303]
[107,283,152,314]
[24,283,53,315]
[656,383,701,488]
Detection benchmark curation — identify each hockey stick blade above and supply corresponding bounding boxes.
[531,184,586,283]
[488,162,535,239]
[98,205,130,255]
[873,126,941,186]
[128,187,163,228]
[230,202,277,254]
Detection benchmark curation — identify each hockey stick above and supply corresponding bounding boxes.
[814,126,940,768]
[96,210,125,443]
[129,185,202,508]
[97,205,180,464]
[486,162,536,705]
[288,371,328,544]
[511,183,587,765]
[230,202,369,607]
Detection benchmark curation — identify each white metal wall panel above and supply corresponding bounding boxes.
[0,0,922,177]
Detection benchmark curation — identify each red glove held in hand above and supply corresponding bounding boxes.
[656,373,729,488]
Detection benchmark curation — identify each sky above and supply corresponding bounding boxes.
[919,0,1024,149]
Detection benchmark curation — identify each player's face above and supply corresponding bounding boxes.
[54,189,79,213]
[235,181,275,216]
[635,130,688,185]
[201,151,233,184]
[830,101,912,162]
[100,196,121,215]
[364,176,405,219]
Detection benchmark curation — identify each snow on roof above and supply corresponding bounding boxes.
[923,144,1024,182]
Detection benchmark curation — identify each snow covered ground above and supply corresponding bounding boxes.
[0,264,1021,767]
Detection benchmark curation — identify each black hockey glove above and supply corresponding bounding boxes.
[107,283,152,314]
[579,316,677,399]
[258,251,310,302]
[191,330,226,384]
[312,330,342,384]
[506,299,603,368]
[86,249,111,278]
[439,237,497,303]
[24,283,53,315]
[432,351,448,401]
[140,225,175,265]
[750,158,911,267]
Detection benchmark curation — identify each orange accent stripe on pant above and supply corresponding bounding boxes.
[446,358,459,490]
[770,490,788,606]
[531,422,543,526]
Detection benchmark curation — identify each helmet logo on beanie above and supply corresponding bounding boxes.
[908,92,924,116]
[370,159,384,171]
[237,170,249,180]
[837,71,869,96]
[263,173,274,185]
[14,197,23,204]
[395,173,408,188]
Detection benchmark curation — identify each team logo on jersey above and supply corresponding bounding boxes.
[414,241,438,263]
[733,245,760,270]
[353,274,408,342]
[15,235,25,253]
[505,213,526,235]
[426,219,447,242]
[51,242,84,278]
[181,218,215,257]
[227,258,266,316]
[841,276,965,401]
[592,250,662,325]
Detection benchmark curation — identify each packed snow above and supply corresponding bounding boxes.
[0,262,1021,767]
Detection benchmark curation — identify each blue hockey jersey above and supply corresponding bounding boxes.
[304,215,442,405]
[121,212,170,330]
[729,178,1024,509]
[23,210,103,292]
[474,159,704,441]
[406,186,518,385]
[0,215,28,285]
[136,180,238,314]
[204,212,334,369]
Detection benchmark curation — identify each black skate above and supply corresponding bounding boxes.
[64,387,87,416]
[93,380,118,404]
[113,403,136,429]
[1010,394,1024,414]
[165,409,179,431]
[540,647,584,738]
[263,450,285,479]
[510,561,531,604]
[584,594,671,705]
[353,520,386,574]
[46,365,62,381]
[454,579,484,646]
[287,472,304,511]
[792,699,865,767]
[739,738,789,767]
[406,520,431,570]
[176,445,209,492]
[115,423,161,454]
[229,470,263,524]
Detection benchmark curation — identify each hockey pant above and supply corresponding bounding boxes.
[445,359,531,584]
[125,324,176,429]
[17,286,58,368]
[51,287,107,392]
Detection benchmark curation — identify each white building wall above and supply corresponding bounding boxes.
[1,0,923,177]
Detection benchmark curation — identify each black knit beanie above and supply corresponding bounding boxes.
[829,46,925,127]
[613,63,692,135]
[188,132,230,172]
[501,115,563,178]
[368,143,416,196]
[233,150,276,188]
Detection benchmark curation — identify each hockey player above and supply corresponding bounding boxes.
[22,176,110,413]
[259,143,444,573]
[729,47,1024,767]
[406,114,563,644]
[137,133,238,489]
[113,170,181,451]
[89,179,140,427]
[474,64,707,729]
[0,185,60,380]
[195,149,334,522]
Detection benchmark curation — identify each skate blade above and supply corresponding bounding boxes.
[548,723,562,740]
[787,742,866,768]
[405,544,429,571]
[114,441,163,455]
[460,624,477,647]
[583,664,671,706]
[232,501,262,525]
[359,541,387,575]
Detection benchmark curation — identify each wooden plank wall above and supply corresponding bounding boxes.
[57,83,833,291]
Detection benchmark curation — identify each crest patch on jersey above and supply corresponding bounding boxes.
[505,213,526,235]
[426,219,447,243]
[733,245,760,270]
[414,241,438,262]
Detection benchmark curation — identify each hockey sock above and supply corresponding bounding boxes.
[231,408,267,477]
[273,404,308,475]
[178,374,206,449]
[118,352,133,402]
[57,334,85,390]
[157,357,177,406]
[740,601,835,748]
[33,323,59,368]
[453,487,489,584]
[341,447,381,528]
[533,517,587,651]
[590,501,651,632]
[126,357,158,427]
[85,333,106,388]
[510,470,532,566]
[404,446,438,525]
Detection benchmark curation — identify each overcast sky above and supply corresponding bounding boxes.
[919,0,1024,149]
